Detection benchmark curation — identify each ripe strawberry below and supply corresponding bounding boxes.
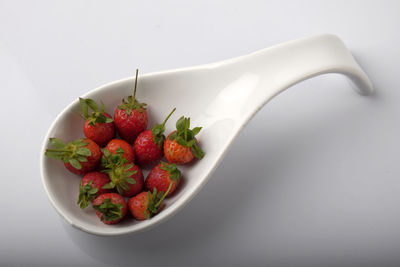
[135,108,176,166]
[164,116,204,164]
[79,98,115,147]
[105,139,135,163]
[145,161,182,197]
[128,183,172,220]
[77,172,111,209]
[114,69,148,143]
[92,193,127,224]
[102,151,144,197]
[45,138,101,175]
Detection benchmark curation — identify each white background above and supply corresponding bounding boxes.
[1,1,400,266]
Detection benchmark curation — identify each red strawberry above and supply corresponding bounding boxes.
[135,108,176,166]
[114,69,148,143]
[79,98,115,147]
[92,193,127,224]
[102,150,144,197]
[128,183,172,220]
[118,163,144,197]
[145,161,182,197]
[77,172,111,209]
[105,139,135,163]
[164,116,204,164]
[45,138,101,175]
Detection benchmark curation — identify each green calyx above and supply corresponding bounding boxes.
[79,97,113,126]
[101,148,137,195]
[45,138,91,170]
[145,182,173,219]
[93,198,123,222]
[77,181,99,209]
[169,116,205,159]
[118,69,147,115]
[160,161,181,182]
[101,147,126,169]
[152,108,176,149]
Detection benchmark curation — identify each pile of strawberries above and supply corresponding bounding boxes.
[45,70,204,224]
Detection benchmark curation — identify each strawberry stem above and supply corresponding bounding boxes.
[133,69,139,105]
[161,108,176,128]
[184,122,188,141]
[155,182,173,208]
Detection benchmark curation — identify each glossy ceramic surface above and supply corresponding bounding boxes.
[40,34,373,236]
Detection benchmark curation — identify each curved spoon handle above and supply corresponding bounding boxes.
[250,34,373,105]
[204,34,373,131]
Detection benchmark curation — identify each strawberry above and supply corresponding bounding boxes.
[77,172,111,209]
[134,108,176,166]
[128,183,172,220]
[145,161,182,197]
[92,193,127,224]
[102,151,144,197]
[79,98,115,147]
[45,138,101,175]
[114,69,148,143]
[164,116,204,164]
[105,139,135,163]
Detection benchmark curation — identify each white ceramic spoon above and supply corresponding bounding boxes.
[41,34,373,236]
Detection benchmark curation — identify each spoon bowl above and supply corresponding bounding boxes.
[40,34,373,236]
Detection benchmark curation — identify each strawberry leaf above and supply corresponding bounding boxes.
[126,177,136,184]
[152,127,161,136]
[101,148,127,169]
[124,163,134,171]
[77,156,88,162]
[145,182,173,218]
[96,113,108,123]
[176,116,186,132]
[77,181,99,209]
[45,150,65,160]
[100,101,106,112]
[168,116,205,159]
[69,158,82,169]
[186,140,195,147]
[93,198,123,222]
[80,98,113,125]
[176,137,187,146]
[76,147,91,157]
[88,187,98,194]
[85,98,98,111]
[79,98,89,118]
[185,117,190,131]
[160,161,182,182]
[169,132,178,140]
[49,138,65,149]
[191,143,204,159]
[103,149,111,157]
[102,150,139,195]
[45,138,92,167]
[125,170,137,177]
[72,139,88,147]
[118,96,147,115]
[116,183,129,194]
[102,181,115,189]
[192,127,202,136]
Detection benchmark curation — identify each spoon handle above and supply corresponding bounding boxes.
[243,34,373,108]
[201,34,373,131]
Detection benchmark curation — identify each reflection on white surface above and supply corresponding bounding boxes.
[201,73,259,126]
[204,73,259,119]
